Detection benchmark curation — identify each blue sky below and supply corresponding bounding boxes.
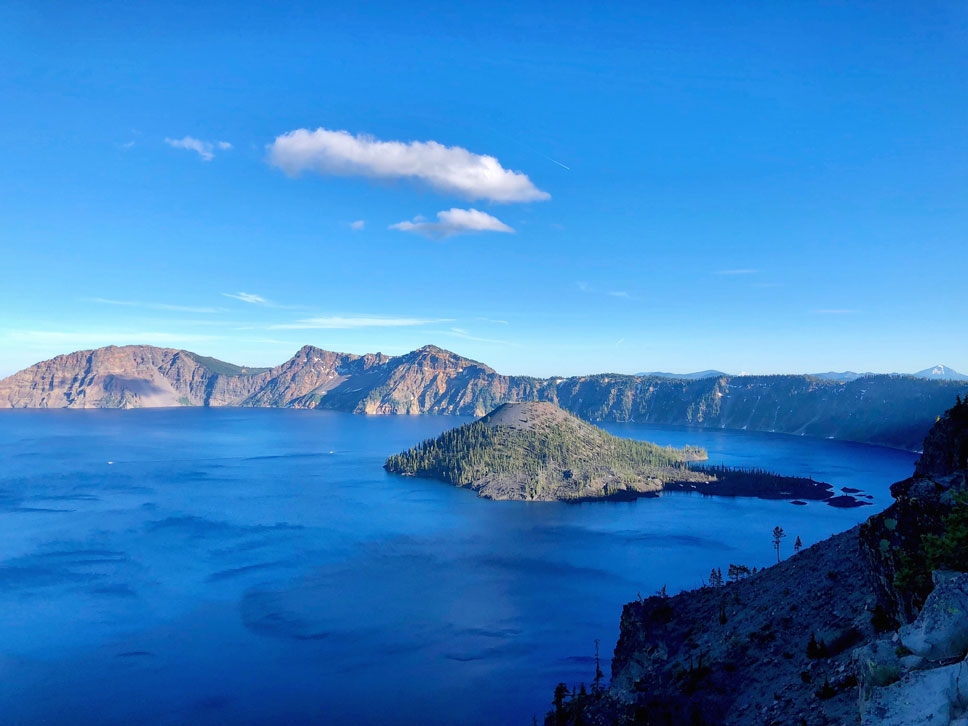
[1,1,966,378]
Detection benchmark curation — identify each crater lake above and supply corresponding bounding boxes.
[0,409,916,725]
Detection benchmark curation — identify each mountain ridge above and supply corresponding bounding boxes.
[2,344,966,451]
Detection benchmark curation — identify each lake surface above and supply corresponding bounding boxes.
[0,409,917,725]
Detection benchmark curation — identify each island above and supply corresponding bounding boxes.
[384,401,864,505]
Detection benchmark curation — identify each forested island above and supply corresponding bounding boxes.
[384,402,864,505]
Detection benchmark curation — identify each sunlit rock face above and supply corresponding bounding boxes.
[2,344,966,451]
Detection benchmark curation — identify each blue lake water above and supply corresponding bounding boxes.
[0,409,917,725]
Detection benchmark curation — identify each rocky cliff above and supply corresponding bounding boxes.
[1,344,965,450]
[545,398,968,726]
[859,396,968,621]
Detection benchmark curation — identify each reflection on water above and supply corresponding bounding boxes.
[0,409,916,724]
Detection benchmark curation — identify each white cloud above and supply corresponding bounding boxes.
[267,127,550,203]
[607,291,631,299]
[271,316,449,330]
[812,309,859,314]
[391,208,514,240]
[222,292,268,305]
[165,136,231,161]
[349,220,365,231]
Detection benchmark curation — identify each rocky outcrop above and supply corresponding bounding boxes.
[545,398,968,726]
[860,397,968,620]
[2,344,966,450]
[550,527,876,725]
[857,571,968,725]
[899,571,968,662]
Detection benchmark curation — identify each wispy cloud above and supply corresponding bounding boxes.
[270,315,450,330]
[476,317,509,325]
[83,298,225,313]
[577,282,635,300]
[152,303,226,313]
[2,330,219,347]
[223,292,268,305]
[267,127,550,203]
[391,208,514,240]
[812,309,860,315]
[349,220,365,231]
[716,269,758,276]
[85,297,138,307]
[444,327,512,345]
[752,282,783,288]
[165,136,232,162]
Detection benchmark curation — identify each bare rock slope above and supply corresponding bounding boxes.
[2,344,966,450]
[546,398,968,725]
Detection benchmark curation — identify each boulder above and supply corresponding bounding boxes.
[861,659,968,725]
[853,637,902,703]
[900,571,968,661]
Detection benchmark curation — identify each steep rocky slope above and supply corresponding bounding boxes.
[545,398,968,726]
[2,344,965,450]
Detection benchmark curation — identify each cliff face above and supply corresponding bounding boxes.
[547,399,968,726]
[0,346,203,408]
[859,397,968,621]
[1,344,965,451]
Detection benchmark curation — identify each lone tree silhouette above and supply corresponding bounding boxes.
[772,526,786,563]
[794,535,803,554]
[593,639,604,693]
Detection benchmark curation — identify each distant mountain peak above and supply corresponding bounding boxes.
[914,364,968,381]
